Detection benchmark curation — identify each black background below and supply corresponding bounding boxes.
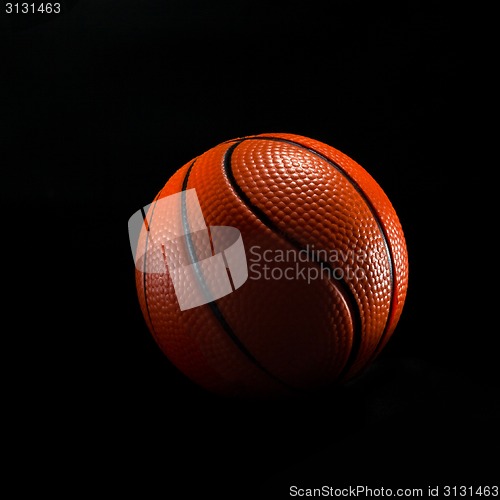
[2,1,498,498]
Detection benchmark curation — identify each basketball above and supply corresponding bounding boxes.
[131,133,409,398]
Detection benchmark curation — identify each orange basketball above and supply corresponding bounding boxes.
[132,133,408,398]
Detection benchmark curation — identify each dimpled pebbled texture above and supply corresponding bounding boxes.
[135,133,409,398]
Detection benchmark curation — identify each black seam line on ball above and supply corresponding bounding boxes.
[181,154,300,394]
[244,136,396,371]
[224,140,361,382]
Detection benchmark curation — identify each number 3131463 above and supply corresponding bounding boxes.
[6,3,61,13]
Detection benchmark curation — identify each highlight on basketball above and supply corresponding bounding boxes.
[128,133,409,398]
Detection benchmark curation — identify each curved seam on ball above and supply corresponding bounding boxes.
[224,139,361,383]
[243,135,397,374]
[182,151,300,395]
